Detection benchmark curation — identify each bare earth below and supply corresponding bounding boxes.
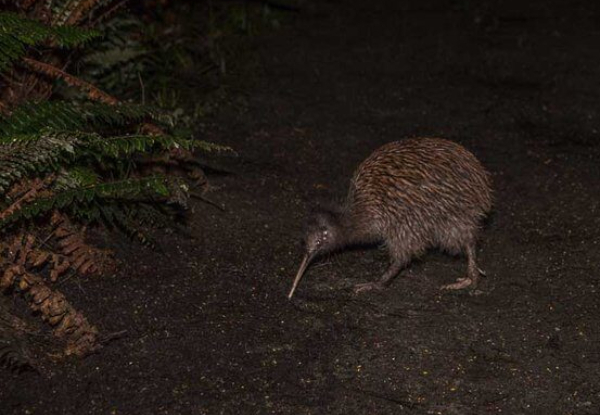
[2,0,600,414]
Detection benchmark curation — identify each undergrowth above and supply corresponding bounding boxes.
[0,0,296,367]
[0,0,236,361]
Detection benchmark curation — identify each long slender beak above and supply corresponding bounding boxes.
[288,252,314,299]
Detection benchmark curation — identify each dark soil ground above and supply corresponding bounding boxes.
[2,0,600,413]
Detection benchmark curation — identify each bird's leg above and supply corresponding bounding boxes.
[441,244,481,290]
[354,260,404,294]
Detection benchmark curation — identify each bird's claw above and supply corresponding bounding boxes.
[441,277,473,290]
[353,282,383,294]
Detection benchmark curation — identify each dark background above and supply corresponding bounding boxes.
[2,0,600,413]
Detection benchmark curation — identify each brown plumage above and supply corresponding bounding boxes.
[288,137,492,299]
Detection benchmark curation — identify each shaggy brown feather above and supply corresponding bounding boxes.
[288,137,492,298]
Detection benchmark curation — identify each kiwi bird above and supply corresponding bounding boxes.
[288,137,492,299]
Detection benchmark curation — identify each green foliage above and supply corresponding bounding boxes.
[0,0,239,367]
[0,4,230,246]
[0,101,231,152]
[1,176,185,227]
[0,131,79,194]
[0,101,158,136]
[0,12,101,72]
[0,128,196,194]
[78,11,219,121]
[54,166,100,190]
[0,100,229,234]
[80,17,157,98]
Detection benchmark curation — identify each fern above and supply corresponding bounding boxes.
[1,176,186,227]
[94,134,185,158]
[0,0,232,362]
[0,102,83,136]
[81,16,152,95]
[96,202,163,247]
[54,166,100,190]
[0,131,79,194]
[192,139,232,153]
[0,101,164,136]
[0,129,211,195]
[0,102,239,149]
[0,7,228,237]
[0,12,101,72]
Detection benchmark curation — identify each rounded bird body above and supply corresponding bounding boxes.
[288,138,492,299]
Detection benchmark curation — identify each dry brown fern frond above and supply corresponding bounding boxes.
[22,57,119,105]
[4,233,71,283]
[50,212,115,278]
[1,229,105,357]
[1,176,56,222]
[1,265,99,357]
[2,220,113,284]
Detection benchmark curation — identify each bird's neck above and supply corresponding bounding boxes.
[337,210,379,247]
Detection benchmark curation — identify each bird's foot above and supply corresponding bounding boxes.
[441,277,474,290]
[353,281,384,294]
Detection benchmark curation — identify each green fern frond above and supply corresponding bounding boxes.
[193,140,232,153]
[0,101,84,136]
[78,102,166,129]
[0,101,164,136]
[0,129,200,194]
[54,166,100,190]
[0,12,101,71]
[96,202,157,247]
[0,131,80,194]
[1,176,187,228]
[96,134,195,158]
[0,12,101,46]
[51,25,102,47]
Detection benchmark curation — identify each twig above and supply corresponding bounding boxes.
[138,72,145,105]
[54,270,78,287]
[190,192,226,211]
[99,330,128,345]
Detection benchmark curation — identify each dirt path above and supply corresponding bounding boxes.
[2,0,600,414]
